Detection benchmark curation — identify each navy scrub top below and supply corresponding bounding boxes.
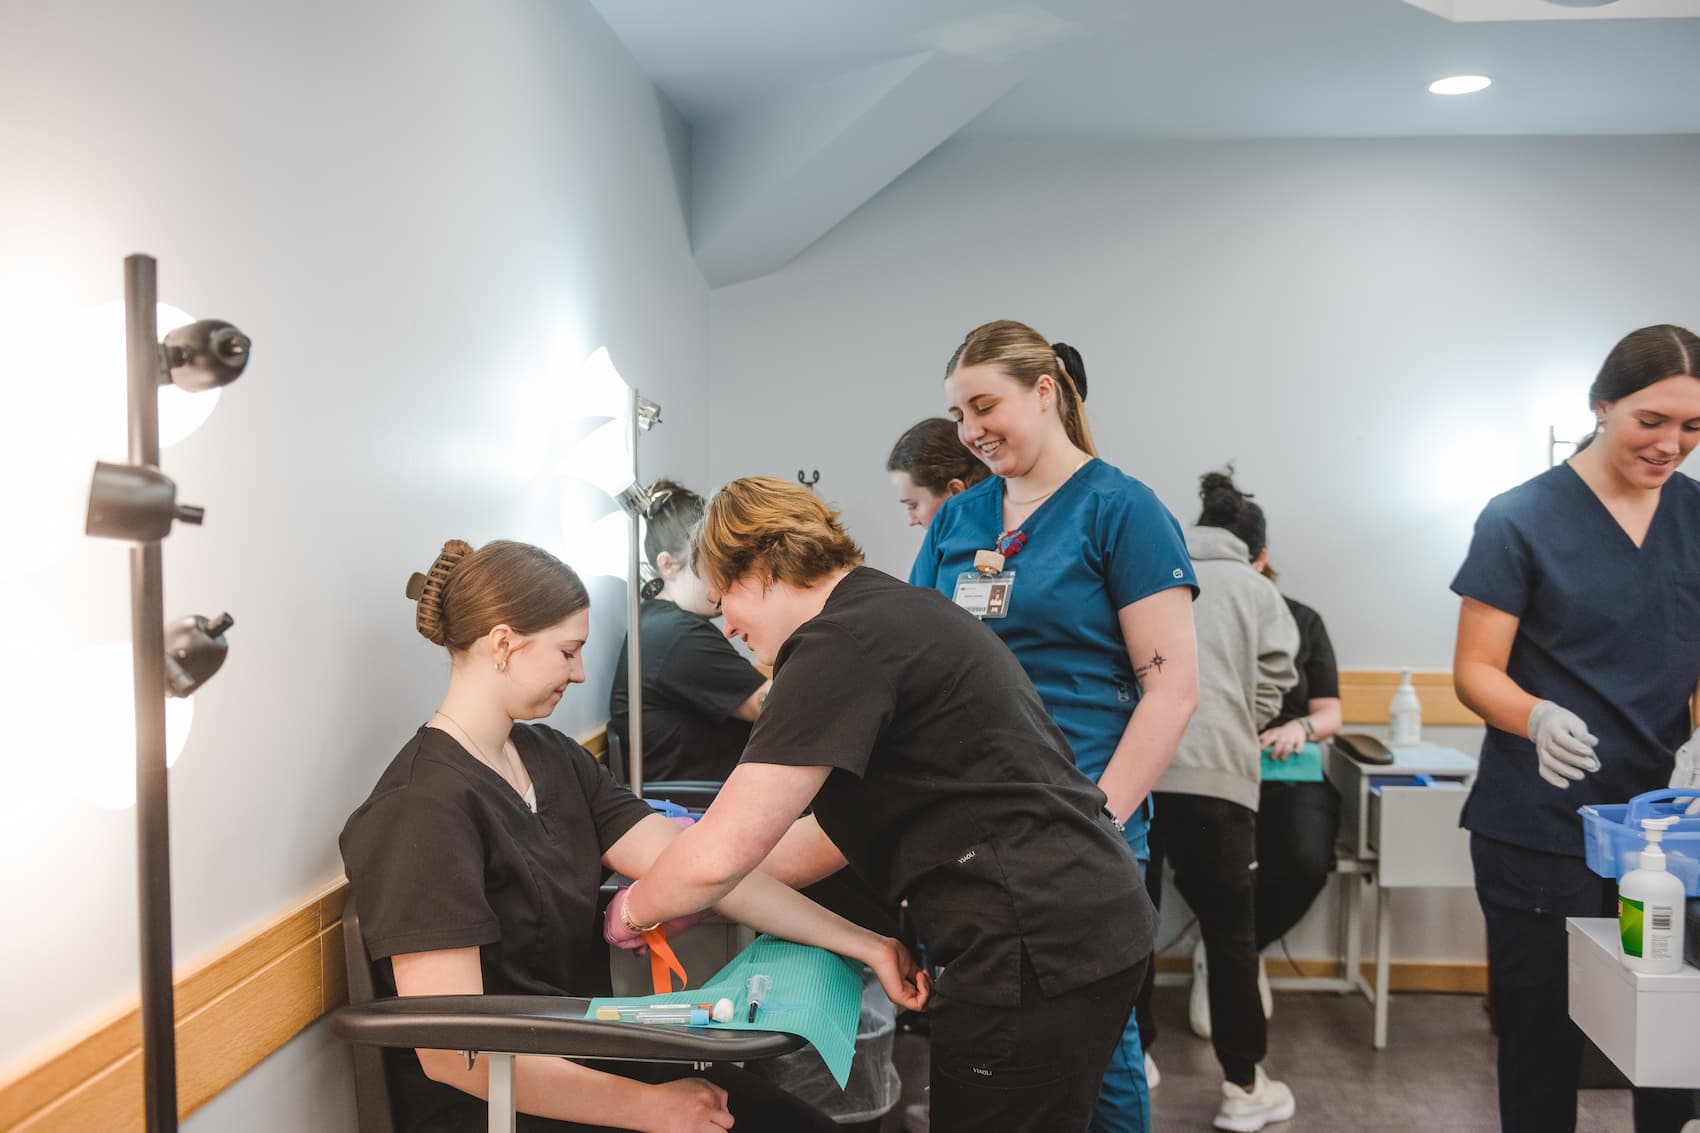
[1451,464,1700,856]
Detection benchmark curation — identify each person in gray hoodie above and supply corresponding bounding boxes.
[1144,470,1300,1133]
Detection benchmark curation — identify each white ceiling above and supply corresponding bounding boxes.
[589,0,1700,283]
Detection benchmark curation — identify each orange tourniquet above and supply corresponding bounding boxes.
[645,925,687,994]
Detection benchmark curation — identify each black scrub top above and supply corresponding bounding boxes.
[609,598,766,782]
[1265,598,1339,729]
[742,566,1153,1007]
[339,723,655,1132]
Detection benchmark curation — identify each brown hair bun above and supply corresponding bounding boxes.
[407,539,474,645]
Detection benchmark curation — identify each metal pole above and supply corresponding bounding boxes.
[625,385,644,798]
[125,254,179,1132]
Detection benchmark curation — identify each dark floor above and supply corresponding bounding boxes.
[876,986,1636,1132]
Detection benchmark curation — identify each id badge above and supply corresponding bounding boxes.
[952,570,1015,619]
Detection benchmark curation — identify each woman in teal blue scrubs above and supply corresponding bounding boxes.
[910,319,1199,1133]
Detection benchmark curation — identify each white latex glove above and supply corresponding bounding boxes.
[1527,700,1599,789]
[1671,725,1700,814]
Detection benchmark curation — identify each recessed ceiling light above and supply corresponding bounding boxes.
[1429,75,1492,95]
[1545,0,1619,7]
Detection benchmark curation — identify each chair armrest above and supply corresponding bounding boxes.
[638,781,724,812]
[329,995,804,1063]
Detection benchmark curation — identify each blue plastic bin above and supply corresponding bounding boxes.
[1579,788,1700,897]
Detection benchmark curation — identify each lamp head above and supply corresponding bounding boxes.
[635,395,662,433]
[86,461,205,542]
[164,612,234,698]
[162,319,250,391]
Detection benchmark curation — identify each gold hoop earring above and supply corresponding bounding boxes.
[495,659,508,675]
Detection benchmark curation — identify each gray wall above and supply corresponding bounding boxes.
[708,135,1700,667]
[708,134,1700,961]
[0,0,708,1126]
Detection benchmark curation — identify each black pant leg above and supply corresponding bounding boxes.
[1156,792,1264,1086]
[1254,780,1341,949]
[1471,834,1618,1133]
[1133,833,1164,1052]
[1633,1088,1700,1133]
[928,952,1145,1133]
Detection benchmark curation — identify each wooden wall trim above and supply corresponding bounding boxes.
[1156,954,1487,994]
[1338,669,1478,727]
[0,877,349,1131]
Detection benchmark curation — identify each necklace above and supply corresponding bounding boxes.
[1005,454,1091,508]
[434,708,529,797]
[1006,486,1059,507]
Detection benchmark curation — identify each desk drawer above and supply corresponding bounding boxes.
[1369,782,1473,888]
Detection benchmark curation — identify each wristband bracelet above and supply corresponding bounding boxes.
[1300,717,1316,740]
[620,884,664,935]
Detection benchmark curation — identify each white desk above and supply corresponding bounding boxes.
[1567,917,1700,1088]
[1276,743,1477,1049]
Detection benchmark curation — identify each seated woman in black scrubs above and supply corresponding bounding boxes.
[616,478,1155,1133]
[340,538,921,1133]
[609,479,770,783]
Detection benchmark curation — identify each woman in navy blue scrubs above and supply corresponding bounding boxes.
[1452,324,1700,1133]
[909,320,1200,1133]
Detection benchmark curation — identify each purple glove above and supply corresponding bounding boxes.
[603,885,712,953]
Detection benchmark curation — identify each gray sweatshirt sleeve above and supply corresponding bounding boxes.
[1253,587,1301,728]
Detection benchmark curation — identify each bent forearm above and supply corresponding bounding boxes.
[713,869,884,966]
[1097,682,1199,820]
[420,1049,655,1128]
[1455,660,1539,738]
[1305,697,1343,742]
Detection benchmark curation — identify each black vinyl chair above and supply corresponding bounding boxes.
[331,898,803,1133]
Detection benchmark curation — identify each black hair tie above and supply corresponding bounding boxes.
[1052,341,1088,402]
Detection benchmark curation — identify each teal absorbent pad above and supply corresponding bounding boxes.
[1261,742,1323,782]
[585,934,863,1086]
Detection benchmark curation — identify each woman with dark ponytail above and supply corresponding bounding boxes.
[1451,324,1700,1133]
[886,417,991,528]
[910,320,1200,1133]
[1142,470,1301,1130]
[609,479,770,783]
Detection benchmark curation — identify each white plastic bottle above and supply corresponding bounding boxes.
[1619,815,1686,974]
[1388,668,1422,747]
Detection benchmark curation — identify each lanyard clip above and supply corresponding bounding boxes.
[973,548,1005,575]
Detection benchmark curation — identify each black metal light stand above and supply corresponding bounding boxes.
[83,253,248,1133]
[621,392,662,798]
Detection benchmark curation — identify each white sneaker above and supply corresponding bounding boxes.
[1257,955,1272,1019]
[1213,1066,1295,1132]
[1145,1051,1161,1089]
[1189,940,1212,1039]
[902,1103,930,1133]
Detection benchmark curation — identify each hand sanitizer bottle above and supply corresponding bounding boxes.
[1619,815,1686,974]
[1388,668,1422,747]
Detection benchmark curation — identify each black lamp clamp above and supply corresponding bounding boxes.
[82,254,251,1133]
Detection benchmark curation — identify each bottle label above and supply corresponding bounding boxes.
[1619,896,1676,960]
[1620,896,1644,957]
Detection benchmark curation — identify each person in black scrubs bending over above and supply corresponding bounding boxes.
[616,477,1155,1133]
[610,479,770,783]
[341,538,922,1133]
[1452,324,1700,1133]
